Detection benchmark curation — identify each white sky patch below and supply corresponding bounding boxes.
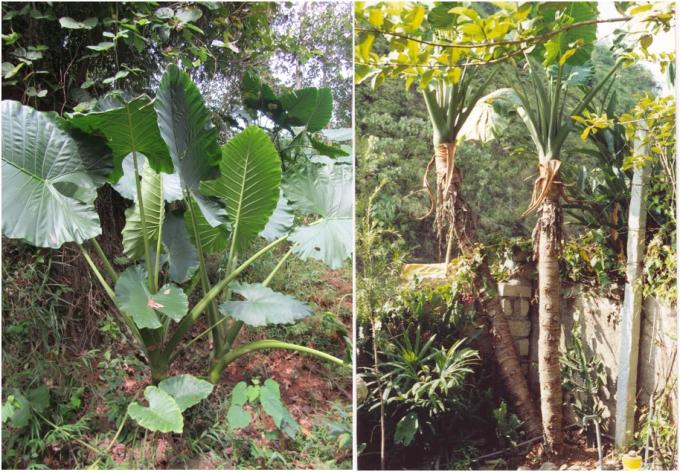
[597,2,675,93]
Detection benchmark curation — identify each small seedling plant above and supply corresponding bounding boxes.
[1,65,352,434]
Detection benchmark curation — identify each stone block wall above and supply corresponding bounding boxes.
[497,277,677,432]
[498,280,533,375]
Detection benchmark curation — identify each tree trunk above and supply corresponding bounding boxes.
[535,186,563,453]
[434,142,543,438]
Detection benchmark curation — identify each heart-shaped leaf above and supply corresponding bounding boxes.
[283,161,353,269]
[67,95,173,182]
[219,282,313,327]
[227,405,251,430]
[155,65,225,227]
[115,265,188,329]
[151,285,189,322]
[259,191,294,242]
[128,386,183,433]
[2,101,110,248]
[158,374,213,412]
[259,379,299,438]
[113,153,183,203]
[279,87,332,132]
[201,126,281,252]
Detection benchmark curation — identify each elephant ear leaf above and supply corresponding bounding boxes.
[279,87,332,132]
[259,191,294,242]
[154,64,225,227]
[201,126,281,253]
[128,386,183,433]
[158,374,213,412]
[1,100,106,248]
[115,265,188,329]
[67,95,173,182]
[219,282,313,327]
[115,265,162,329]
[283,161,353,269]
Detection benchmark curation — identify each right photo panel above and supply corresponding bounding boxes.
[354,2,676,470]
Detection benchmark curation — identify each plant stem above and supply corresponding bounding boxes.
[91,238,118,283]
[78,243,115,300]
[162,235,288,358]
[153,177,164,292]
[222,320,243,352]
[184,270,201,297]
[185,195,223,354]
[170,316,232,362]
[78,244,147,353]
[127,134,153,289]
[88,390,138,469]
[210,339,345,383]
[263,248,293,286]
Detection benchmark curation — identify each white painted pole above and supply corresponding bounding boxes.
[615,128,650,449]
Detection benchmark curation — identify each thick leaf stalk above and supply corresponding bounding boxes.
[209,339,345,383]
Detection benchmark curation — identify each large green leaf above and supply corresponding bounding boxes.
[241,75,333,133]
[201,126,281,253]
[158,374,213,412]
[113,153,183,203]
[162,213,199,283]
[154,64,225,227]
[283,162,353,269]
[115,265,188,329]
[534,2,598,66]
[128,386,183,433]
[121,162,164,259]
[259,191,294,242]
[279,87,333,132]
[67,95,172,182]
[184,197,230,254]
[115,265,161,329]
[219,282,313,327]
[151,284,189,322]
[2,101,110,248]
[458,88,518,143]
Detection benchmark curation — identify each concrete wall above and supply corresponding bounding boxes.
[497,277,677,431]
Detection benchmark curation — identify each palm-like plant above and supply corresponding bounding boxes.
[505,55,622,452]
[366,327,479,446]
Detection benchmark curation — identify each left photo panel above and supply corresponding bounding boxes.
[1,2,353,469]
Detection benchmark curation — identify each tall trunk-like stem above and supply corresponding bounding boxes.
[435,141,543,437]
[536,186,564,453]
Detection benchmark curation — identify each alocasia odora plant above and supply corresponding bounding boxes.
[1,65,352,433]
